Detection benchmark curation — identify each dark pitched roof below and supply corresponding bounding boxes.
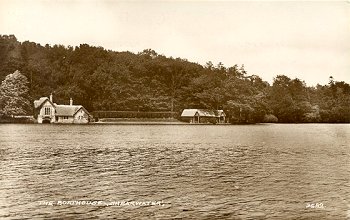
[55,105,82,116]
[54,104,92,117]
[34,97,55,109]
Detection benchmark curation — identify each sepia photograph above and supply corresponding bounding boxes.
[0,0,349,219]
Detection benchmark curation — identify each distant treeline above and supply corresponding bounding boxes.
[0,34,349,123]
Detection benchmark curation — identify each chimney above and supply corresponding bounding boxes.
[49,93,53,102]
[70,98,73,106]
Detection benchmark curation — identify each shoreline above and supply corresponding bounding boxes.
[1,117,349,125]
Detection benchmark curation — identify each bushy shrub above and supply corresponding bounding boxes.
[262,114,278,123]
[303,112,321,123]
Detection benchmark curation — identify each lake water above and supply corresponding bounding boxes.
[0,124,349,219]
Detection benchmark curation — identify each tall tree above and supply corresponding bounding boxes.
[0,70,31,116]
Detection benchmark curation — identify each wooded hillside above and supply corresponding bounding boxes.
[0,35,349,123]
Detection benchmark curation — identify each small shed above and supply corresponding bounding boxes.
[181,109,226,124]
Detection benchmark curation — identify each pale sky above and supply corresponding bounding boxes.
[1,0,349,86]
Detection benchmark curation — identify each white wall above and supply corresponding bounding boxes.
[73,109,89,124]
[57,116,74,123]
[38,101,55,123]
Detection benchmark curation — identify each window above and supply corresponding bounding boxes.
[63,116,68,119]
[44,107,51,115]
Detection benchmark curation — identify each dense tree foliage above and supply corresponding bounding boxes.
[0,70,31,116]
[0,35,349,123]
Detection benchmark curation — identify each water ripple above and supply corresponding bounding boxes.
[0,124,349,219]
